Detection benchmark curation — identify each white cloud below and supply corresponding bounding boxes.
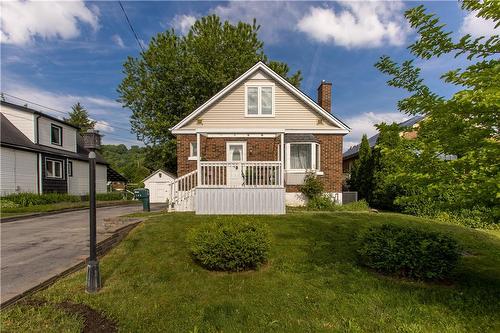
[94,120,114,133]
[343,111,408,151]
[297,1,409,48]
[111,34,125,48]
[0,0,99,45]
[171,14,197,35]
[212,2,301,44]
[460,11,500,39]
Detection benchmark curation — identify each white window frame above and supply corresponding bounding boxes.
[188,142,198,160]
[285,142,321,173]
[45,158,64,179]
[244,83,275,117]
[226,141,247,162]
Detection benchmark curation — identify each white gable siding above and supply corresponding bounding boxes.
[38,117,77,152]
[182,70,340,130]
[67,160,107,195]
[0,105,35,142]
[0,147,38,195]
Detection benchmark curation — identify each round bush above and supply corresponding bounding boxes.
[357,224,461,280]
[188,220,271,272]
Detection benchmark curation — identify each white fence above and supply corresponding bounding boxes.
[169,170,197,211]
[199,161,283,188]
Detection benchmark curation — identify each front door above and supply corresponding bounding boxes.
[226,142,246,186]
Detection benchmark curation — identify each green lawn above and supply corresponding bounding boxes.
[3,211,500,332]
[0,200,139,218]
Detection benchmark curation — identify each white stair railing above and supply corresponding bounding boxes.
[200,161,282,188]
[169,170,197,211]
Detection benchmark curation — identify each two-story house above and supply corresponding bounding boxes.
[0,100,108,196]
[167,61,350,214]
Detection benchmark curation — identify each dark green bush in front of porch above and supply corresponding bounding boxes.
[188,220,271,272]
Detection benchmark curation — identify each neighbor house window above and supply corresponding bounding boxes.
[245,85,274,117]
[51,124,62,146]
[189,142,197,160]
[286,143,320,171]
[46,158,63,179]
[67,161,73,177]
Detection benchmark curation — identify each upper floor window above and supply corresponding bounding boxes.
[51,124,62,146]
[245,85,274,117]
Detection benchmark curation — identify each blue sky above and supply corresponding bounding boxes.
[1,1,497,149]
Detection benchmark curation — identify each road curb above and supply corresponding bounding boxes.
[0,202,141,223]
[0,220,142,310]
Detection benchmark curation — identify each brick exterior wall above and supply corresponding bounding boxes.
[176,134,343,193]
[317,81,332,112]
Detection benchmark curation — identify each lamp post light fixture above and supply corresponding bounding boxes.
[82,129,102,293]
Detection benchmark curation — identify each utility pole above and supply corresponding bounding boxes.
[83,129,102,293]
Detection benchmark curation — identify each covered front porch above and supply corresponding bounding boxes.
[171,129,286,214]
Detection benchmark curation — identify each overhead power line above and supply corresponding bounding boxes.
[118,1,145,53]
[2,92,132,132]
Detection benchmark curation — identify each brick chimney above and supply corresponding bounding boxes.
[317,80,332,112]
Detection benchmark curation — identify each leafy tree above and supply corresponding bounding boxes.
[100,144,150,184]
[64,102,96,134]
[118,15,302,169]
[348,134,374,201]
[373,0,499,226]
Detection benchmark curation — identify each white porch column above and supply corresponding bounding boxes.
[196,132,201,187]
[280,132,285,187]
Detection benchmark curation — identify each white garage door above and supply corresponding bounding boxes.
[148,182,171,203]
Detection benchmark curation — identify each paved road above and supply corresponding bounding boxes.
[1,204,163,303]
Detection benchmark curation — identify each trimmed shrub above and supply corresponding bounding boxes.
[307,195,335,210]
[307,197,370,212]
[89,192,126,201]
[300,173,324,199]
[188,220,271,272]
[357,224,461,280]
[1,193,81,207]
[0,200,18,208]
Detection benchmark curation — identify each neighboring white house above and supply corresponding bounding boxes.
[0,100,108,196]
[143,169,176,203]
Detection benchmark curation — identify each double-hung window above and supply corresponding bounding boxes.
[46,158,63,179]
[246,85,274,117]
[188,142,198,160]
[51,124,62,146]
[286,143,320,171]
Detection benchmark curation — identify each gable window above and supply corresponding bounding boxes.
[46,158,63,179]
[245,85,274,117]
[286,143,320,171]
[51,124,62,146]
[67,161,73,177]
[189,142,198,160]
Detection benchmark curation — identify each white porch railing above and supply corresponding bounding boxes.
[169,170,197,210]
[199,161,283,188]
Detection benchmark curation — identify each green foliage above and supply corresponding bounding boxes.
[2,193,81,207]
[307,196,370,212]
[63,102,96,134]
[373,2,499,227]
[0,199,18,208]
[188,219,271,271]
[357,224,461,280]
[300,173,324,199]
[100,144,152,183]
[118,15,302,168]
[348,134,374,200]
[81,192,127,201]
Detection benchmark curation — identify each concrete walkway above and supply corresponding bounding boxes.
[1,204,164,303]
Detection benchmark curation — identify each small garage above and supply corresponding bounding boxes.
[143,169,176,203]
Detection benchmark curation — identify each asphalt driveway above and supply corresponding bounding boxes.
[1,204,163,304]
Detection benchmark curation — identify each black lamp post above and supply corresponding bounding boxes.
[82,129,102,293]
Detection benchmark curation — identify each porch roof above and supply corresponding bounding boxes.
[284,133,319,143]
